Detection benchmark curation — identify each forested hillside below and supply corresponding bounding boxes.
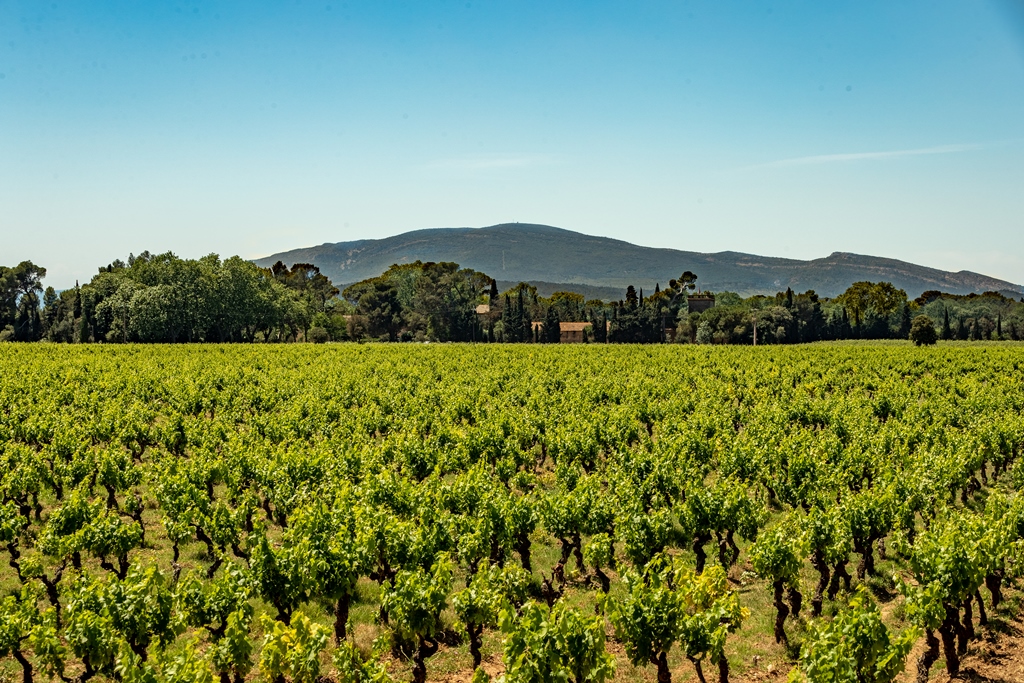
[255,224,1024,298]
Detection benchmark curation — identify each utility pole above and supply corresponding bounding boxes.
[752,316,758,347]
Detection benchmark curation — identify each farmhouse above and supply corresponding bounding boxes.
[529,321,594,343]
[558,322,591,343]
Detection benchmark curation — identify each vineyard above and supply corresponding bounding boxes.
[2,343,1024,683]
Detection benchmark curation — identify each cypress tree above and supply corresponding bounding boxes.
[625,286,638,308]
[941,308,952,340]
[898,302,912,339]
[73,281,82,320]
[543,305,560,343]
[503,293,519,342]
[518,288,531,342]
[77,310,89,344]
[807,301,824,342]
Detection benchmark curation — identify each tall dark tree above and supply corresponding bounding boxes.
[610,290,661,343]
[625,286,638,308]
[502,293,522,343]
[356,281,404,341]
[542,305,561,343]
[897,302,913,339]
[803,295,825,343]
[588,310,607,343]
[518,287,532,342]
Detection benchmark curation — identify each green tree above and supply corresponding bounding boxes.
[502,293,523,343]
[669,271,698,294]
[356,281,405,341]
[549,291,586,322]
[542,305,561,343]
[909,315,938,346]
[837,282,907,334]
[868,282,907,318]
[269,262,340,314]
[0,261,47,341]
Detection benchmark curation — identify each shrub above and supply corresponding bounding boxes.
[908,316,937,346]
[307,327,330,344]
[696,322,714,345]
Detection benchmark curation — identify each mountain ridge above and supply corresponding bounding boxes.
[255,224,1023,299]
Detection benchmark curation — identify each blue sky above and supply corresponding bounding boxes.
[2,0,1023,289]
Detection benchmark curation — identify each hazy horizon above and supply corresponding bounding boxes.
[3,1,1023,290]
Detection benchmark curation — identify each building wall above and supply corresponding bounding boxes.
[687,296,716,314]
[560,329,585,343]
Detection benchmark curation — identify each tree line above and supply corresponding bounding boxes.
[3,254,1022,343]
[1,254,340,343]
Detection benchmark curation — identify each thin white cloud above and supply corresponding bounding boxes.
[753,143,982,169]
[423,154,558,171]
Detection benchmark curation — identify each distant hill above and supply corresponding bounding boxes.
[255,224,1023,299]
